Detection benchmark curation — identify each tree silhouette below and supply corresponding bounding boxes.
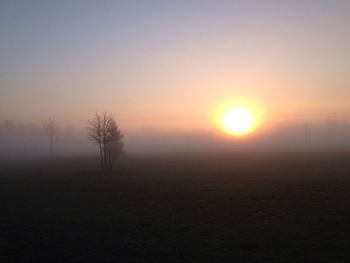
[89,113,124,170]
[89,113,104,168]
[106,118,124,169]
[44,118,56,159]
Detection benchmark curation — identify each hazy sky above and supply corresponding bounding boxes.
[1,0,350,132]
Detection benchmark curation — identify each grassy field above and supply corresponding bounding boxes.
[1,151,350,262]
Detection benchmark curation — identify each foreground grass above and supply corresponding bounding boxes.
[1,152,350,262]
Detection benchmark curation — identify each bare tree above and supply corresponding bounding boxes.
[88,113,124,170]
[44,118,56,159]
[88,113,104,168]
[106,118,124,169]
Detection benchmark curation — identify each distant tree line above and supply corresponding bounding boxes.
[0,115,125,171]
[3,111,350,167]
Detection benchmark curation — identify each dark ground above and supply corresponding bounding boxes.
[1,151,350,262]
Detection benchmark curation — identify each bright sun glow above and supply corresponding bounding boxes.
[222,107,256,136]
[214,99,262,137]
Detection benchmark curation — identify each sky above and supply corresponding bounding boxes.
[1,0,350,134]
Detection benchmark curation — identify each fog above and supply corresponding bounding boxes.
[1,117,350,161]
[0,120,94,160]
[1,1,350,162]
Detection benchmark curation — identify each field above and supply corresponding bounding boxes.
[1,151,350,262]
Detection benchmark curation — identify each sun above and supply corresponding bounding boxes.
[222,107,256,136]
[214,99,262,137]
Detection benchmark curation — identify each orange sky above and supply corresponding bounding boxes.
[1,1,350,136]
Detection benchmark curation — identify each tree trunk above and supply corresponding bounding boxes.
[99,142,103,169]
[103,140,107,170]
[108,148,113,171]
